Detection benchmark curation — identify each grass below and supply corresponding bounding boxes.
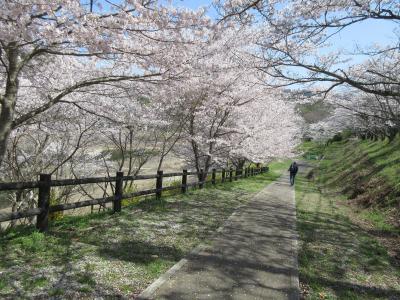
[0,161,286,298]
[301,137,400,234]
[360,210,400,234]
[295,169,400,299]
[317,137,399,192]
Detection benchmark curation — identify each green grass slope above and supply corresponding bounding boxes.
[296,170,400,299]
[301,136,400,229]
[296,138,400,299]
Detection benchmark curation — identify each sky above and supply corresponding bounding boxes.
[171,0,216,11]
[171,0,398,64]
[91,0,398,55]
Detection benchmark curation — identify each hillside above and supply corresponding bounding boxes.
[303,137,400,211]
[296,100,333,124]
[301,136,400,258]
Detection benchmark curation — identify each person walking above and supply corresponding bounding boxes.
[288,162,298,186]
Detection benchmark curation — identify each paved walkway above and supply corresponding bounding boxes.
[139,173,299,300]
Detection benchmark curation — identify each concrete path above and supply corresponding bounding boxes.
[139,173,299,300]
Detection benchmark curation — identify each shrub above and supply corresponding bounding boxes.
[49,190,63,221]
[331,133,343,142]
[163,180,182,197]
[341,129,354,139]
[121,184,140,206]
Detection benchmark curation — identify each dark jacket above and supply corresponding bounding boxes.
[288,163,298,174]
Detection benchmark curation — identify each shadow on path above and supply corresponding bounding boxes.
[141,174,299,300]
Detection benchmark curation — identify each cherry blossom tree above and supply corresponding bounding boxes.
[0,0,209,168]
[217,0,400,140]
[217,0,399,93]
[229,90,301,166]
[310,90,400,141]
[159,24,302,177]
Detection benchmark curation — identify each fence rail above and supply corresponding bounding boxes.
[0,166,269,231]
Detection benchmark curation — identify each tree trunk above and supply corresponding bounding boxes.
[0,44,20,169]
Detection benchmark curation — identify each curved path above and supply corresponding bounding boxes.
[139,173,299,300]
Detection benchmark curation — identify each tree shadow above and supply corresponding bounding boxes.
[98,240,184,264]
[150,181,300,299]
[295,173,400,299]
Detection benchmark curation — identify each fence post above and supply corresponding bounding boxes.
[156,170,163,200]
[199,169,204,189]
[181,169,187,194]
[229,168,233,182]
[113,171,123,213]
[222,168,226,183]
[37,174,51,232]
[212,168,216,185]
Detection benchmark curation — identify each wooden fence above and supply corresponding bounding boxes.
[0,166,269,232]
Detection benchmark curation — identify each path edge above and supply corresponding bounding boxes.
[138,172,300,300]
[289,183,300,300]
[137,202,247,300]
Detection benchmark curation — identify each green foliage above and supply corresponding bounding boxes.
[360,210,400,234]
[0,277,6,291]
[49,288,64,297]
[135,196,169,212]
[16,231,46,253]
[267,160,291,173]
[163,180,182,197]
[331,132,343,142]
[22,276,48,290]
[298,141,326,160]
[49,189,63,221]
[341,129,354,140]
[147,259,172,277]
[121,183,141,206]
[76,272,96,287]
